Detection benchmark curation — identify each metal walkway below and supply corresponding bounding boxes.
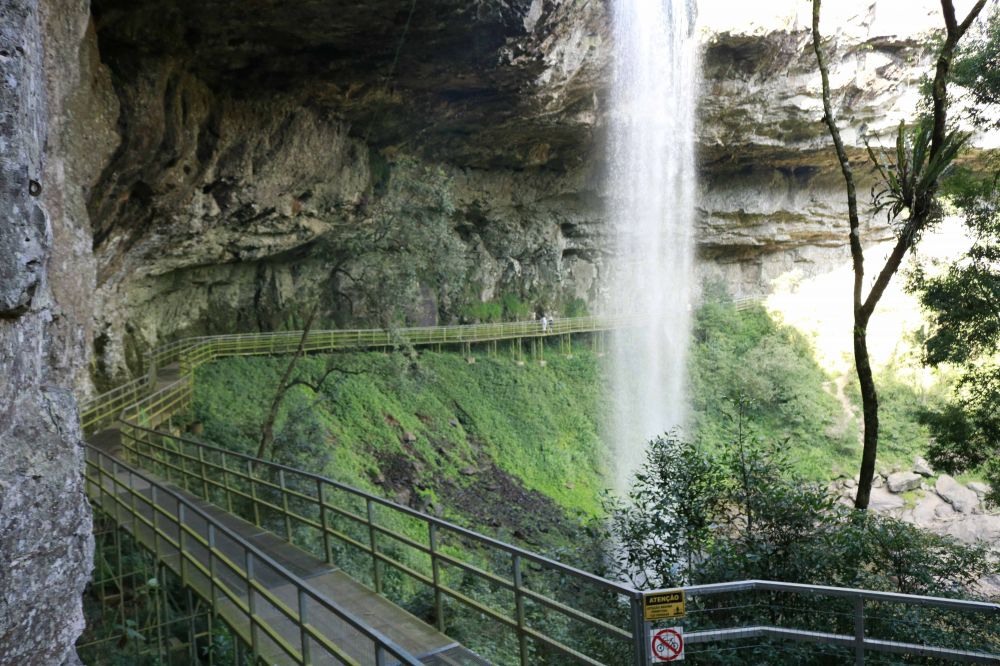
[80,318,1000,665]
[87,430,486,665]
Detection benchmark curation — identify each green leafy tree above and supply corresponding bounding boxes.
[333,158,468,328]
[607,411,997,662]
[907,8,1000,506]
[811,0,988,509]
[952,7,1000,129]
[606,433,725,588]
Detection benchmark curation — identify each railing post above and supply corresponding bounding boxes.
[513,554,529,665]
[178,503,187,587]
[279,469,293,544]
[298,587,311,665]
[208,449,225,513]
[429,523,444,631]
[631,594,651,666]
[248,459,261,527]
[198,446,209,500]
[317,478,331,564]
[207,524,218,611]
[367,499,382,594]
[854,595,865,666]
[246,551,260,662]
[151,485,161,561]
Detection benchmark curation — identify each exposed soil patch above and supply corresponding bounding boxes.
[370,449,426,508]
[369,445,578,548]
[438,459,578,546]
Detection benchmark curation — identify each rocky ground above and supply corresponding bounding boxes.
[832,458,1000,597]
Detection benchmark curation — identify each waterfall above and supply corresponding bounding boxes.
[606,0,700,490]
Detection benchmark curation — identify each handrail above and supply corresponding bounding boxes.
[683,578,1000,614]
[81,315,623,434]
[122,423,634,599]
[84,313,1000,665]
[118,424,1000,665]
[84,443,424,666]
[119,424,636,665]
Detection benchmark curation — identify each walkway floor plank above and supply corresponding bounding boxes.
[88,431,488,666]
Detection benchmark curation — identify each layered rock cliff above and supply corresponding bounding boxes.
[1,0,994,658]
[77,0,995,385]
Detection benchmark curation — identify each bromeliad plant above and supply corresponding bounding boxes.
[866,119,969,227]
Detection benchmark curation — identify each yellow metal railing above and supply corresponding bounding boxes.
[81,315,625,435]
[84,314,1000,666]
[80,375,152,433]
[118,425,636,666]
[85,443,425,666]
[114,419,1000,666]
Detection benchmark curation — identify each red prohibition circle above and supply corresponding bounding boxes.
[651,628,683,661]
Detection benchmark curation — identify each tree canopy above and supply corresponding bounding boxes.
[909,8,1000,505]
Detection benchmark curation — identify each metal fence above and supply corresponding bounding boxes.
[82,314,1000,665]
[78,506,228,664]
[84,443,425,666]
[118,425,1000,665]
[119,424,636,665]
[81,315,624,435]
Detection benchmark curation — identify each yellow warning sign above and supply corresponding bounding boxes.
[643,590,685,621]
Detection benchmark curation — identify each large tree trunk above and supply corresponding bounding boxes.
[853,322,879,509]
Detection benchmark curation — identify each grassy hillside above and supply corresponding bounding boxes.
[190,298,942,520]
[191,348,609,530]
[689,299,941,480]
[182,301,947,662]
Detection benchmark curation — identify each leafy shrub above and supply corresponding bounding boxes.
[609,414,995,594]
[606,414,999,663]
[461,299,504,323]
[500,293,533,320]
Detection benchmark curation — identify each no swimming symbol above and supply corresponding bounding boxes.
[650,626,684,662]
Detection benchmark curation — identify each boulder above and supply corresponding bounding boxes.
[868,487,905,512]
[967,482,992,498]
[886,472,922,494]
[934,502,957,519]
[942,514,1000,545]
[935,475,979,514]
[913,457,934,477]
[909,494,946,527]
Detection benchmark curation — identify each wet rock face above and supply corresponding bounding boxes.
[0,2,48,316]
[82,0,983,377]
[84,0,612,379]
[0,0,94,663]
[90,0,607,171]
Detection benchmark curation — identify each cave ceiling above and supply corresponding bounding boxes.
[91,0,597,170]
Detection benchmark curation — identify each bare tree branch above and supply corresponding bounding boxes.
[257,305,319,460]
[284,364,363,395]
[812,1,865,318]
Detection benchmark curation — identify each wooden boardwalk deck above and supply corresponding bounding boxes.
[87,430,487,666]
